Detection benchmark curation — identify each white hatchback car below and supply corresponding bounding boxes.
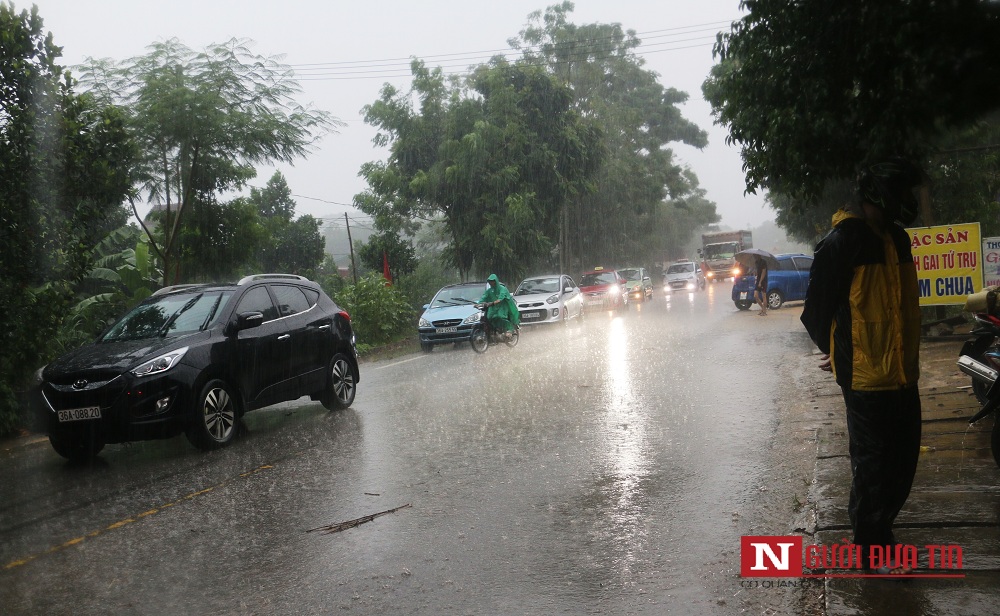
[513,275,584,325]
[664,260,706,293]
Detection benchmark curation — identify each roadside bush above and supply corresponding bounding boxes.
[334,274,415,352]
[394,260,460,313]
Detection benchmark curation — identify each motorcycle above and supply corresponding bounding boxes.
[957,287,1000,467]
[470,304,519,353]
[961,312,1000,404]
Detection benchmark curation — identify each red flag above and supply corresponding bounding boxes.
[382,251,393,285]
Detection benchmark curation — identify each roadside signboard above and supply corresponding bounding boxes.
[983,237,1000,288]
[906,223,982,306]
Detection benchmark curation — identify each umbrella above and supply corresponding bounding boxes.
[734,248,778,273]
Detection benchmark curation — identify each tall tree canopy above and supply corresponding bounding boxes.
[78,38,338,283]
[705,0,1000,201]
[249,171,325,275]
[510,1,715,269]
[0,2,133,433]
[357,58,603,282]
[358,2,716,281]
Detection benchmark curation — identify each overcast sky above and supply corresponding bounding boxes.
[27,0,771,231]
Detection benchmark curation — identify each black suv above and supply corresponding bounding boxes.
[33,274,359,461]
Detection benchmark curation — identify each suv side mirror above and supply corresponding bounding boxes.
[228,311,265,335]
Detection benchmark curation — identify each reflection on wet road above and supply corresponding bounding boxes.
[0,283,817,614]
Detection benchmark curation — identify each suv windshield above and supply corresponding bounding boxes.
[515,278,559,295]
[581,272,617,286]
[667,263,695,274]
[431,285,483,308]
[101,291,234,342]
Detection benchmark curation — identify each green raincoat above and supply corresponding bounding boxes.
[479,274,520,333]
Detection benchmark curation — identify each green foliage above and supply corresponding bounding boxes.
[333,274,415,349]
[57,226,161,353]
[77,39,338,284]
[252,170,296,220]
[394,259,461,313]
[0,3,134,435]
[249,172,325,275]
[174,197,267,281]
[358,56,603,283]
[358,230,417,280]
[511,2,714,269]
[705,0,1000,200]
[258,214,326,275]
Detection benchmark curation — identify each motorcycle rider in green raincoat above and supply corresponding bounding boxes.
[478,274,520,338]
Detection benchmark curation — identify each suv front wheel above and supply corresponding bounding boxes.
[187,379,239,450]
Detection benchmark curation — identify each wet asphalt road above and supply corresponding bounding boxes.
[0,284,817,615]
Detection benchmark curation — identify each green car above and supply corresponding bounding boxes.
[619,267,654,303]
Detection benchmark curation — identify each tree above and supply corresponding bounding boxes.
[704,0,1000,201]
[0,3,133,434]
[174,196,267,281]
[249,171,325,275]
[510,2,712,268]
[78,38,339,284]
[358,231,417,281]
[251,170,296,220]
[358,58,602,283]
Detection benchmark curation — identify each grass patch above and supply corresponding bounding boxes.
[358,336,421,363]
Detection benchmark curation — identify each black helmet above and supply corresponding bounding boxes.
[857,158,924,225]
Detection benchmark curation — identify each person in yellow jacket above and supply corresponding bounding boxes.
[801,158,926,574]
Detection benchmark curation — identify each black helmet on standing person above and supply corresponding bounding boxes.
[856,157,925,225]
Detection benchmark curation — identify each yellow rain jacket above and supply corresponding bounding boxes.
[801,209,921,391]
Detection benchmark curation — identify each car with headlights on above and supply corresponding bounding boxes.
[619,267,654,302]
[32,274,359,461]
[514,274,584,325]
[579,267,628,312]
[418,281,488,351]
[664,260,706,293]
[732,253,813,310]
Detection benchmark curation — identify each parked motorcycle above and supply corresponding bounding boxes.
[961,312,1000,404]
[958,287,1000,467]
[470,304,519,353]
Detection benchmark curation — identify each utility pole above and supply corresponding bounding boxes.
[345,212,358,285]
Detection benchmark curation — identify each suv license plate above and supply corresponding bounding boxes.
[436,327,458,334]
[58,407,101,422]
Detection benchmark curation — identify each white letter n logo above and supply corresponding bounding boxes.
[750,542,794,571]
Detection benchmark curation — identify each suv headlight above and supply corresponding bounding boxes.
[131,347,188,377]
[546,294,559,304]
[462,312,481,325]
[419,317,431,327]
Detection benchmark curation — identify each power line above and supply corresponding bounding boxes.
[288,21,732,70]
[289,21,732,81]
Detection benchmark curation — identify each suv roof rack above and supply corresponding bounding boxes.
[236,273,310,285]
[151,283,206,297]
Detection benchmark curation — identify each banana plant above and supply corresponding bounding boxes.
[63,226,162,345]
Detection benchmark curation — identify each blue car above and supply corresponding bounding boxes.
[418,282,488,352]
[732,253,814,310]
